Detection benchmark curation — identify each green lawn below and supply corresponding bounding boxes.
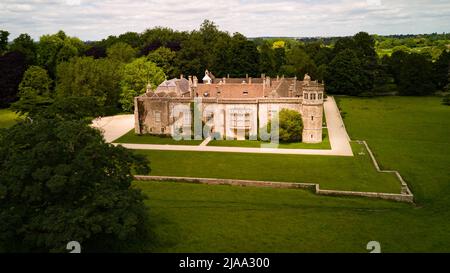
[337,96,450,207]
[113,129,203,145]
[0,109,20,128]
[133,96,450,252]
[208,129,331,149]
[136,181,450,253]
[134,141,400,193]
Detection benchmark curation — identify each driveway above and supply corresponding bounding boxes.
[91,114,134,143]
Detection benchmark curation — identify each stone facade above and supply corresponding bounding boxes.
[134,71,325,143]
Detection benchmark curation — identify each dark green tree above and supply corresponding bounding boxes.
[0,51,27,107]
[10,34,36,64]
[324,49,365,96]
[107,42,138,63]
[11,66,53,115]
[0,30,9,55]
[56,57,124,110]
[0,101,150,252]
[397,53,435,96]
[258,41,277,76]
[147,47,177,78]
[433,50,450,90]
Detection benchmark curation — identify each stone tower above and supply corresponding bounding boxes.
[301,74,324,143]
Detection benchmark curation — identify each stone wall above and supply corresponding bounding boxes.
[134,175,414,203]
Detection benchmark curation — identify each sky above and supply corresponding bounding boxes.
[1,0,449,41]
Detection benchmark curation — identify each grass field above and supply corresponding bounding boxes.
[133,96,450,252]
[113,129,203,145]
[0,109,19,128]
[207,129,331,149]
[134,141,400,193]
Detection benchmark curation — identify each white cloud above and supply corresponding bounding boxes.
[0,0,449,41]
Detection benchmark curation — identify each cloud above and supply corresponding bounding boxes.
[0,0,449,41]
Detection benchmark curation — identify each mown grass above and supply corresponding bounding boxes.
[134,96,450,252]
[113,129,203,145]
[208,129,331,149]
[134,140,400,193]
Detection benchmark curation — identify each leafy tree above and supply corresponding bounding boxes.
[19,66,52,96]
[219,33,259,77]
[174,31,209,77]
[397,53,435,96]
[119,57,165,112]
[433,50,450,90]
[37,31,86,77]
[258,41,277,76]
[117,32,142,48]
[0,51,27,107]
[0,30,9,55]
[56,57,124,110]
[147,47,176,78]
[11,66,53,115]
[267,109,303,142]
[141,27,187,55]
[324,49,365,96]
[84,44,107,59]
[280,46,317,79]
[0,100,150,252]
[10,34,36,64]
[107,42,137,63]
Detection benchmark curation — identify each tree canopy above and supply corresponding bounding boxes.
[0,97,151,252]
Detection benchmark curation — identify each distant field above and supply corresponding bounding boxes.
[113,129,203,145]
[135,96,450,252]
[0,109,19,128]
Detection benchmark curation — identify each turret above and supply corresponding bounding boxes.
[302,74,324,143]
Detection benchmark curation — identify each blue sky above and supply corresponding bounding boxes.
[1,0,449,41]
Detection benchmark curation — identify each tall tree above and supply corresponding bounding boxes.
[258,41,277,76]
[0,30,9,55]
[0,100,150,252]
[56,57,124,110]
[9,34,36,64]
[324,49,365,96]
[280,46,317,79]
[397,53,435,96]
[119,57,165,112]
[107,42,137,63]
[147,47,177,79]
[12,66,53,115]
[37,31,85,77]
[433,50,450,90]
[0,51,27,107]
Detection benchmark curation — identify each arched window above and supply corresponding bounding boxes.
[304,93,308,99]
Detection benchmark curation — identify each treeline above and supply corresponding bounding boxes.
[1,20,449,112]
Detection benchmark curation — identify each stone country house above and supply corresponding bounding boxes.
[134,70,325,143]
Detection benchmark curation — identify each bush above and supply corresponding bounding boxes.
[266,109,303,142]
